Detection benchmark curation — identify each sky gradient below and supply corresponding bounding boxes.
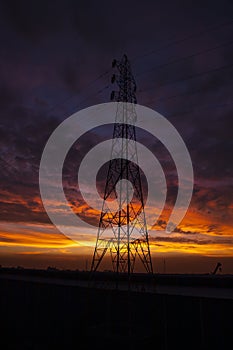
[0,0,233,273]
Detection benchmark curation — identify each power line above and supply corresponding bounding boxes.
[159,101,233,120]
[136,40,233,78]
[65,85,110,115]
[45,70,110,116]
[146,80,233,105]
[132,19,233,63]
[43,19,233,118]
[138,62,233,93]
[43,19,233,117]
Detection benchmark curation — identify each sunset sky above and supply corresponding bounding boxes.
[0,0,232,273]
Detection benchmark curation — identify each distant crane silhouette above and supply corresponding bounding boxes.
[212,262,222,275]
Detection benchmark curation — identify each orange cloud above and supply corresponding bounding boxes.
[0,222,75,248]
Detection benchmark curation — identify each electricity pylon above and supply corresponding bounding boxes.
[91,54,153,281]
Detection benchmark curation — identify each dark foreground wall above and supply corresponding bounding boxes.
[0,277,233,350]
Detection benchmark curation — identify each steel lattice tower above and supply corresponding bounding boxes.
[91,54,153,279]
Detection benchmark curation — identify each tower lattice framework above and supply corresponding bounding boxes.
[91,54,153,277]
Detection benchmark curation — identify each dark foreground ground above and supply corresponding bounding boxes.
[0,268,233,350]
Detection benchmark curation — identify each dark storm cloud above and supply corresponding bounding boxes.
[0,83,19,111]
[0,0,232,231]
[0,1,70,41]
[192,185,233,213]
